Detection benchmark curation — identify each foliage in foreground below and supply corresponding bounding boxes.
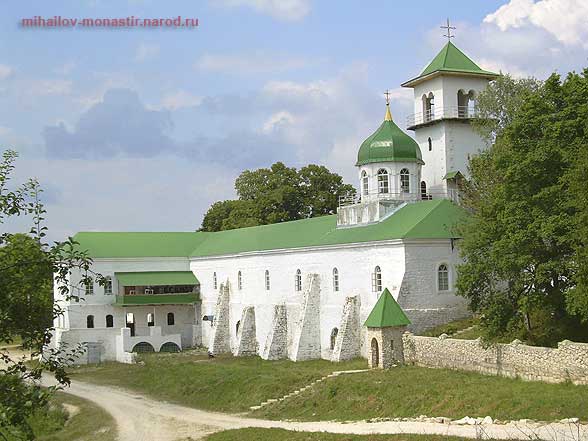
[203,428,504,441]
[458,72,588,346]
[254,365,588,422]
[22,392,116,441]
[200,162,355,231]
[0,150,105,440]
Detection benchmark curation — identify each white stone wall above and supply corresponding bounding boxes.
[192,241,407,360]
[332,295,361,362]
[400,242,470,333]
[290,274,322,361]
[234,306,258,356]
[403,333,588,385]
[209,281,231,355]
[261,304,288,360]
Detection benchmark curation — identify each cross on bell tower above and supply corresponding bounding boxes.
[440,18,456,41]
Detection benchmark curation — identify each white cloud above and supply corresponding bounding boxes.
[261,110,296,134]
[0,64,14,80]
[134,43,160,62]
[54,61,76,75]
[484,0,588,47]
[28,79,72,96]
[160,90,202,110]
[195,52,309,74]
[211,0,311,21]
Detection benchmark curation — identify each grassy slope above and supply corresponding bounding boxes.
[254,365,588,422]
[28,392,117,441]
[420,317,479,338]
[202,428,505,441]
[70,351,367,413]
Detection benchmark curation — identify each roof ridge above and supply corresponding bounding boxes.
[401,199,444,237]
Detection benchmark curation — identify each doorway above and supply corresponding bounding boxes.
[371,337,379,367]
[126,312,136,337]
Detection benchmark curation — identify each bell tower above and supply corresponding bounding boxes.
[401,22,498,201]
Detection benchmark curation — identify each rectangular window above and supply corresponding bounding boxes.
[85,280,94,295]
[104,277,112,295]
[438,271,449,291]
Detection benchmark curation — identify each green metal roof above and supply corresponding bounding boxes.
[364,288,411,327]
[443,170,464,180]
[115,293,198,306]
[72,232,211,258]
[356,108,423,166]
[74,199,464,259]
[402,42,497,87]
[115,271,198,286]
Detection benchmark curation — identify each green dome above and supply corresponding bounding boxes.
[356,106,424,166]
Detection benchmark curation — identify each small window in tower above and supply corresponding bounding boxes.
[86,315,94,329]
[400,169,410,193]
[361,171,368,196]
[377,169,389,194]
[428,137,432,151]
[420,181,428,200]
[104,276,112,295]
[106,314,114,328]
[147,313,155,327]
[265,270,270,291]
[167,312,175,326]
[238,271,243,290]
[213,272,217,290]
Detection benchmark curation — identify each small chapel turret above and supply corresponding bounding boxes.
[401,26,498,200]
[337,98,424,227]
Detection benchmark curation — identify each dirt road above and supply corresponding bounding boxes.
[42,376,586,441]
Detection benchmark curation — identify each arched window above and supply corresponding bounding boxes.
[330,328,339,350]
[104,276,112,295]
[438,264,449,291]
[428,137,432,151]
[467,90,476,116]
[213,272,217,290]
[167,312,175,326]
[377,169,389,194]
[86,315,94,329]
[400,169,410,193]
[295,269,302,292]
[147,313,155,327]
[105,314,114,328]
[361,171,368,196]
[423,92,435,121]
[265,270,270,291]
[371,266,382,292]
[332,267,339,292]
[236,320,241,335]
[420,181,428,200]
[237,271,242,290]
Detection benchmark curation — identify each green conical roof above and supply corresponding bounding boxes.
[402,42,497,87]
[356,105,423,166]
[364,288,411,328]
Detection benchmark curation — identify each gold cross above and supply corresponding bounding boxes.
[441,18,456,41]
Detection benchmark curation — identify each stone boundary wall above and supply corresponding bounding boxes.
[402,333,588,385]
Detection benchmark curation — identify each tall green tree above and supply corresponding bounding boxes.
[200,162,355,231]
[457,72,588,346]
[0,150,103,440]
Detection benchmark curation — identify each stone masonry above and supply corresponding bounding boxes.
[234,306,258,356]
[208,281,231,355]
[290,274,321,362]
[261,304,288,360]
[403,333,588,385]
[332,295,361,362]
[367,326,407,369]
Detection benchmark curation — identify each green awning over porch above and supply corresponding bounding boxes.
[115,293,199,306]
[115,271,198,286]
[443,170,464,180]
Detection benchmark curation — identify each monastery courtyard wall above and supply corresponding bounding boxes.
[403,333,588,385]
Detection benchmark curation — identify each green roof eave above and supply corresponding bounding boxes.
[401,69,498,88]
[115,293,198,306]
[364,288,411,327]
[443,170,464,180]
[355,157,425,167]
[115,271,199,286]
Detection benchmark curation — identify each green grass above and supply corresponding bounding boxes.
[201,428,507,441]
[0,335,22,347]
[25,392,116,441]
[254,365,588,422]
[421,317,479,338]
[70,350,367,413]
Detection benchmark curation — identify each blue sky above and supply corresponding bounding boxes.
[2,0,587,239]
